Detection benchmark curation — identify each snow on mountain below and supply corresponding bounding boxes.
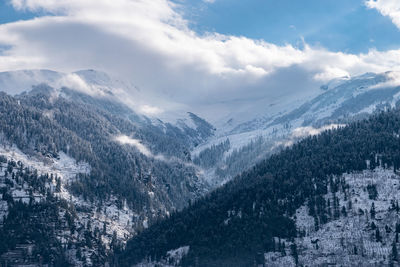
[0,69,214,138]
[320,75,350,91]
[0,144,145,265]
[2,69,398,151]
[0,69,142,102]
[229,71,395,135]
[0,69,63,95]
[192,71,400,186]
[225,71,398,145]
[3,68,400,187]
[73,69,137,91]
[265,167,400,266]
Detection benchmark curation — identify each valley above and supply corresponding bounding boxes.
[0,69,400,266]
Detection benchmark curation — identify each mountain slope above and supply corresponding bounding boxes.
[2,87,213,209]
[192,71,400,186]
[5,69,400,190]
[119,108,400,266]
[0,81,219,265]
[0,69,215,144]
[3,68,400,266]
[0,69,217,265]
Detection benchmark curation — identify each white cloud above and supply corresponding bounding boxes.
[57,73,100,96]
[138,105,164,116]
[115,134,185,164]
[366,0,400,29]
[369,71,400,89]
[292,124,346,139]
[115,135,153,157]
[275,124,346,148]
[0,0,400,117]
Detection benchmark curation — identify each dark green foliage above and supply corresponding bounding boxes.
[193,139,230,168]
[376,227,382,242]
[0,158,109,265]
[367,184,378,200]
[392,242,398,261]
[215,136,272,180]
[291,243,298,265]
[341,206,347,217]
[371,202,376,219]
[0,200,69,265]
[0,89,209,214]
[120,108,400,266]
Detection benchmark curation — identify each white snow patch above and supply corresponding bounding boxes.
[0,145,90,180]
[166,246,190,265]
[0,145,90,203]
[0,144,142,248]
[291,168,400,266]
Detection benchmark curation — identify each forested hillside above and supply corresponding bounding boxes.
[0,85,214,224]
[119,108,400,266]
[0,153,114,266]
[0,84,219,265]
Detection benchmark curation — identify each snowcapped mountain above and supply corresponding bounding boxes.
[2,69,400,183]
[0,69,214,139]
[0,69,137,96]
[0,69,64,95]
[192,71,400,185]
[2,68,400,266]
[2,68,400,187]
[211,71,397,140]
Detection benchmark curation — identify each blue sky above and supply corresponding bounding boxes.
[177,0,400,54]
[0,1,37,24]
[1,0,400,109]
[2,0,400,54]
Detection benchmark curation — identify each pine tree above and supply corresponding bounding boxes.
[291,244,298,265]
[103,221,107,234]
[392,242,398,261]
[371,221,376,230]
[56,178,61,193]
[341,206,347,217]
[347,199,352,211]
[314,216,319,231]
[376,228,382,242]
[370,202,376,219]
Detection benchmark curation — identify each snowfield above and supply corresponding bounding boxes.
[266,168,400,266]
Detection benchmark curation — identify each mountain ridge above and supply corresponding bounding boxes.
[119,107,400,266]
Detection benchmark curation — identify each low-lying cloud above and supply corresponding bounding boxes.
[115,135,153,157]
[275,124,346,148]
